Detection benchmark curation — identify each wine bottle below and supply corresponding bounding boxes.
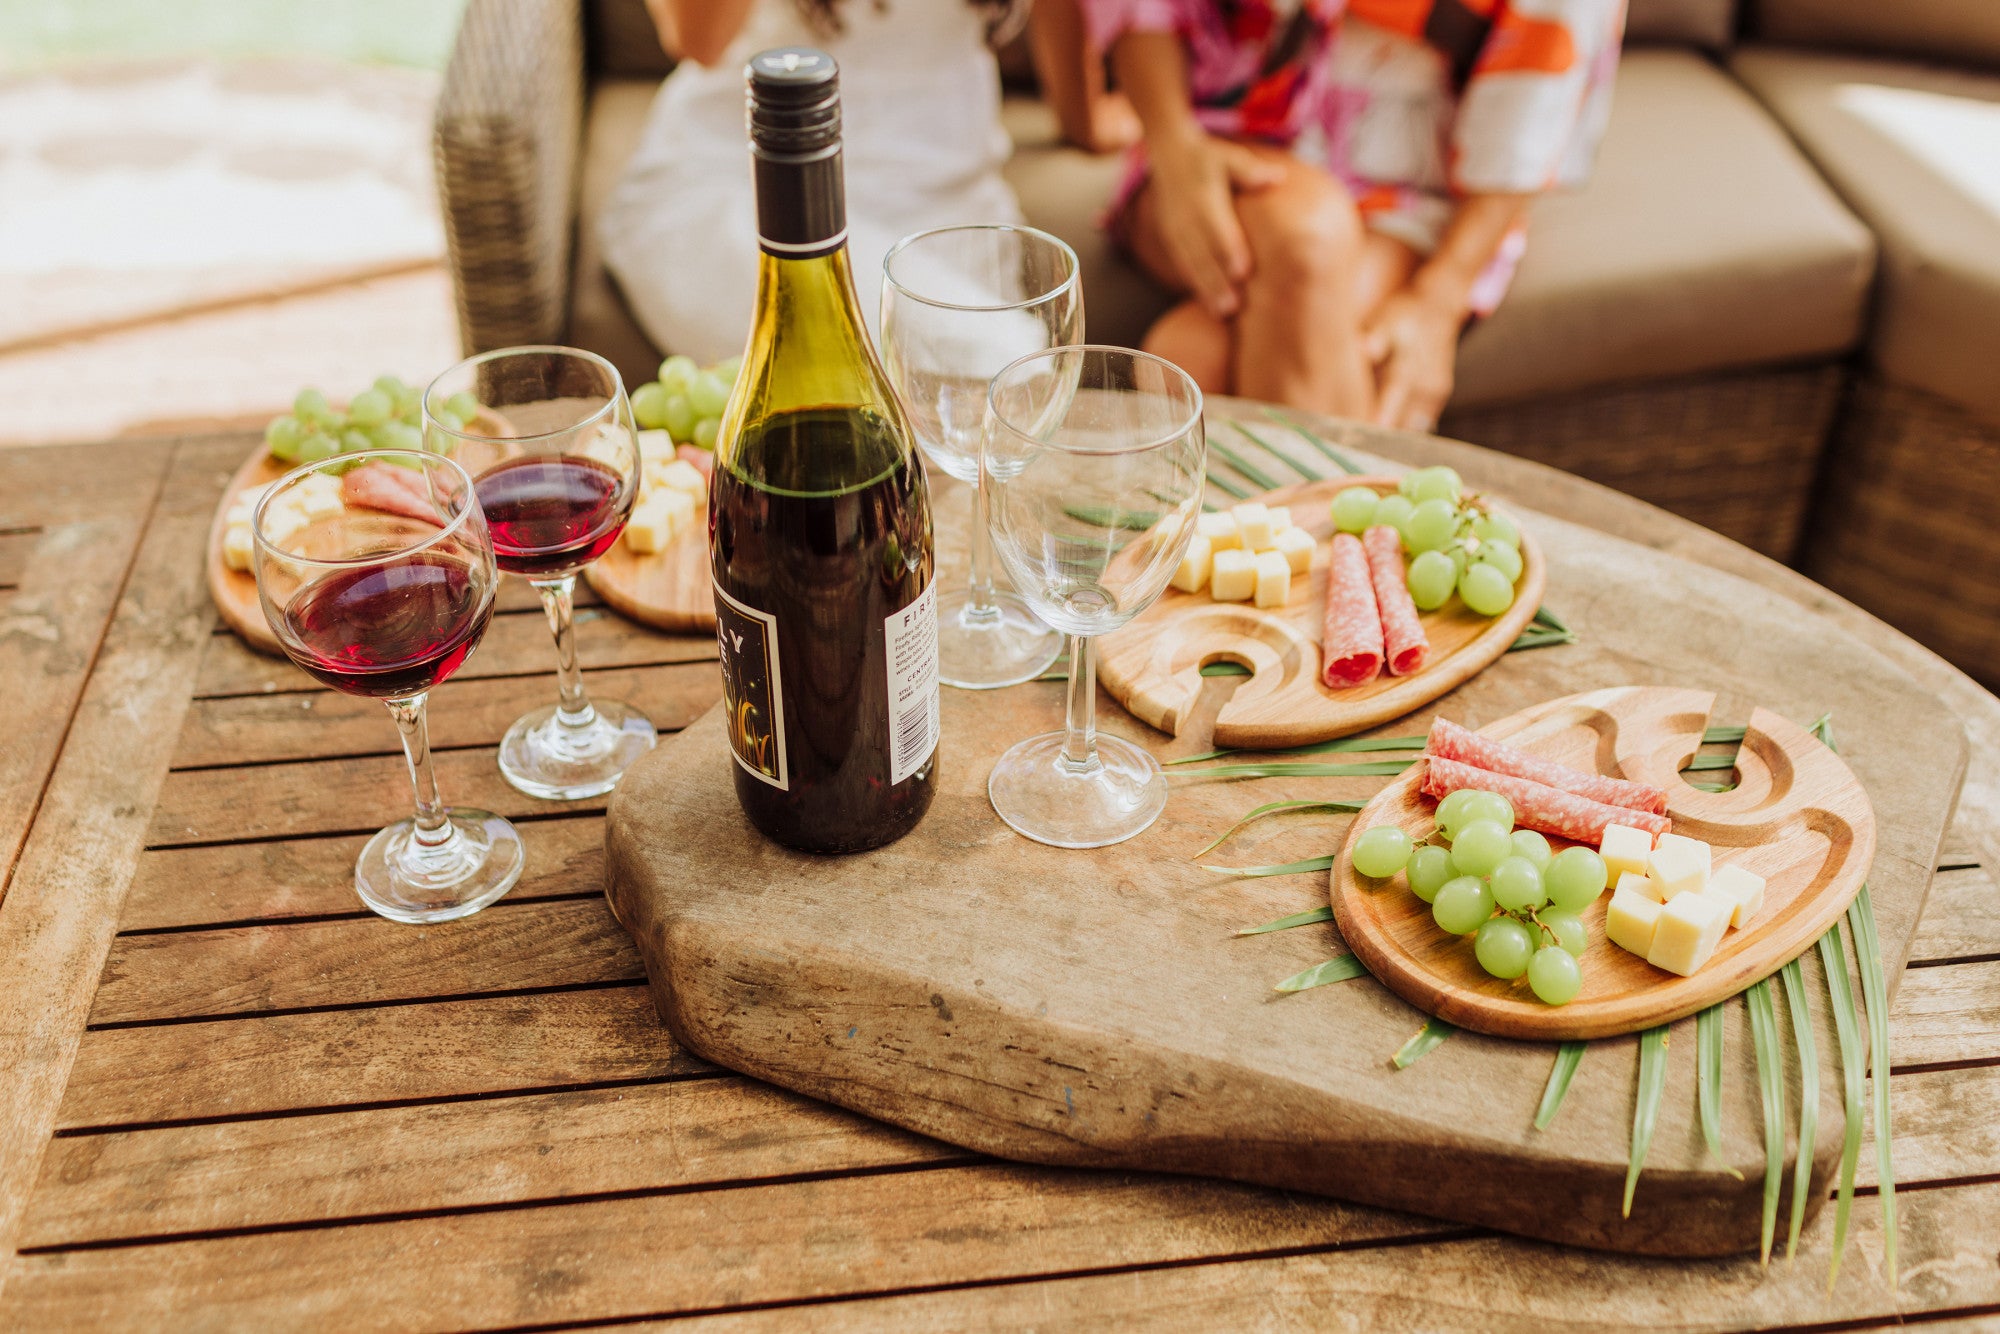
[709,48,940,853]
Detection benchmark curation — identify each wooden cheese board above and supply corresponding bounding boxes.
[1329,685,1877,1041]
[583,525,715,635]
[1097,476,1543,750]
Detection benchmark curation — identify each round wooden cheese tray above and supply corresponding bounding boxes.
[1328,685,1877,1041]
[1097,475,1543,750]
[583,520,714,635]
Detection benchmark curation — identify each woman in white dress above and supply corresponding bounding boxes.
[602,0,1028,364]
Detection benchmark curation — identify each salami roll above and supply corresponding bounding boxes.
[341,462,442,525]
[1426,717,1669,815]
[1321,532,1383,688]
[1423,755,1671,844]
[1362,524,1429,675]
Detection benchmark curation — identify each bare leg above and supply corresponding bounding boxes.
[1141,299,1232,395]
[1354,231,1422,322]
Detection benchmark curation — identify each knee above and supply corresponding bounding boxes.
[1238,170,1363,282]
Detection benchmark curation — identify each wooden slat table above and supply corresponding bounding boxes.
[1,418,1996,1330]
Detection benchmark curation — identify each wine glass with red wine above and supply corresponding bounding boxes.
[425,347,658,801]
[253,448,525,923]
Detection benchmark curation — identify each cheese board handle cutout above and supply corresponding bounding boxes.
[1328,685,1876,1040]
[1097,476,1543,751]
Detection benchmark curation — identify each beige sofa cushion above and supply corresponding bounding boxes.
[1752,0,2000,69]
[1733,46,2000,422]
[1625,0,1735,51]
[572,78,668,396]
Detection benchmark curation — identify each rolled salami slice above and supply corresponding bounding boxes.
[1362,524,1429,675]
[1321,532,1383,688]
[1423,755,1671,844]
[1426,716,1669,815]
[341,462,442,525]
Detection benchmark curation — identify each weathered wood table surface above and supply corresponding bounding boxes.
[0,411,1995,1329]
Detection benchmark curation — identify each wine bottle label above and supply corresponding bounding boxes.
[884,577,940,786]
[713,582,789,791]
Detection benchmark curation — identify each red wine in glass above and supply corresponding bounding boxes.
[474,455,629,578]
[283,553,491,698]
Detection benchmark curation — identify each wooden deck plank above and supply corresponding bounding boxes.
[193,605,715,699]
[0,527,36,589]
[57,986,700,1131]
[90,898,641,1026]
[0,439,235,1295]
[1905,863,2000,965]
[121,814,606,932]
[171,662,720,769]
[1888,958,2000,1069]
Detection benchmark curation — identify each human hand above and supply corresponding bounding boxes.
[1085,91,1143,154]
[1147,130,1284,319]
[1362,288,1465,432]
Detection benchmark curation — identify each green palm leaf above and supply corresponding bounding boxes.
[1200,854,1336,879]
[1392,1017,1455,1069]
[1237,904,1334,936]
[1747,979,1787,1264]
[1696,1004,1742,1177]
[1169,733,1428,767]
[1275,955,1368,992]
[1625,1025,1669,1216]
[1817,925,1866,1288]
[1207,436,1283,492]
[1848,885,1898,1286]
[1260,407,1365,474]
[1194,799,1366,857]
[1230,420,1321,479]
[1533,1041,1587,1131]
[1780,956,1819,1261]
[1177,759,1417,781]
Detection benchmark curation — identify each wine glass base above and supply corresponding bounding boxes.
[499,699,657,801]
[987,731,1168,849]
[939,587,1063,691]
[356,810,525,924]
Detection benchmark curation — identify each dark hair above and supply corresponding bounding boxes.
[794,0,1028,43]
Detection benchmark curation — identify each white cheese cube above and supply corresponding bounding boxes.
[1599,823,1656,882]
[1605,886,1664,958]
[622,498,676,554]
[584,424,637,476]
[1647,891,1730,976]
[1197,511,1241,551]
[296,478,345,522]
[261,501,307,545]
[637,428,675,463]
[1616,870,1666,904]
[1646,839,1709,899]
[1273,525,1316,574]
[1209,549,1256,601]
[1232,502,1276,551]
[655,459,708,504]
[1252,549,1291,608]
[1171,533,1214,593]
[656,486,696,535]
[226,501,255,527]
[1656,832,1712,879]
[222,522,254,572]
[1265,505,1291,533]
[1704,864,1766,928]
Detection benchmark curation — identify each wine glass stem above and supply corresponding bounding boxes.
[535,574,598,729]
[385,693,456,852]
[1061,633,1098,771]
[965,476,999,623]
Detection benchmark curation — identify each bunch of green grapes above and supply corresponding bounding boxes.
[1328,466,1527,618]
[264,376,479,469]
[630,355,742,450]
[1349,792,1609,1006]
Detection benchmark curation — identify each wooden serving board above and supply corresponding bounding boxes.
[1097,477,1543,749]
[583,527,714,635]
[1329,686,1876,1041]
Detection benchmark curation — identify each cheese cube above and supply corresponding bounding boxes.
[1605,886,1664,958]
[656,486,696,534]
[1656,832,1712,879]
[1252,549,1291,608]
[1197,511,1241,551]
[623,498,676,554]
[1616,870,1666,904]
[262,501,307,545]
[1209,549,1256,601]
[1171,533,1214,593]
[1232,502,1276,551]
[1599,823,1656,881]
[637,428,675,462]
[1273,525,1316,574]
[1265,505,1291,533]
[296,477,345,522]
[655,459,708,503]
[1646,838,1709,899]
[222,523,254,572]
[1646,891,1730,976]
[1704,864,1766,928]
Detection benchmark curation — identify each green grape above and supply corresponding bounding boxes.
[1476,539,1523,584]
[1489,855,1548,912]
[1448,545,1469,577]
[347,389,391,427]
[1545,848,1609,911]
[1371,493,1415,536]
[1407,845,1454,903]
[662,392,697,442]
[1403,498,1458,553]
[1406,549,1456,610]
[293,387,330,422]
[714,355,743,386]
[1407,465,1463,506]
[372,374,409,400]
[392,385,421,420]
[688,372,731,418]
[1475,916,1535,979]
[340,428,374,455]
[1459,562,1515,617]
[1435,788,1478,838]
[1528,946,1583,1005]
[435,409,465,434]
[296,431,339,463]
[379,421,422,452]
[1450,820,1512,877]
[1432,876,1495,935]
[1540,910,1587,956]
[1330,486,1378,534]
[1458,790,1514,833]
[693,416,720,449]
[444,391,481,423]
[1352,825,1414,879]
[632,382,672,430]
[265,415,304,462]
[1473,511,1520,547]
[1510,829,1552,869]
[657,354,699,391]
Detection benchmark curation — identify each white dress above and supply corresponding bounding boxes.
[600,0,1024,364]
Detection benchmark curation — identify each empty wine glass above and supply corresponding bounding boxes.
[425,347,657,801]
[881,224,1080,689]
[253,448,525,923]
[982,346,1205,848]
